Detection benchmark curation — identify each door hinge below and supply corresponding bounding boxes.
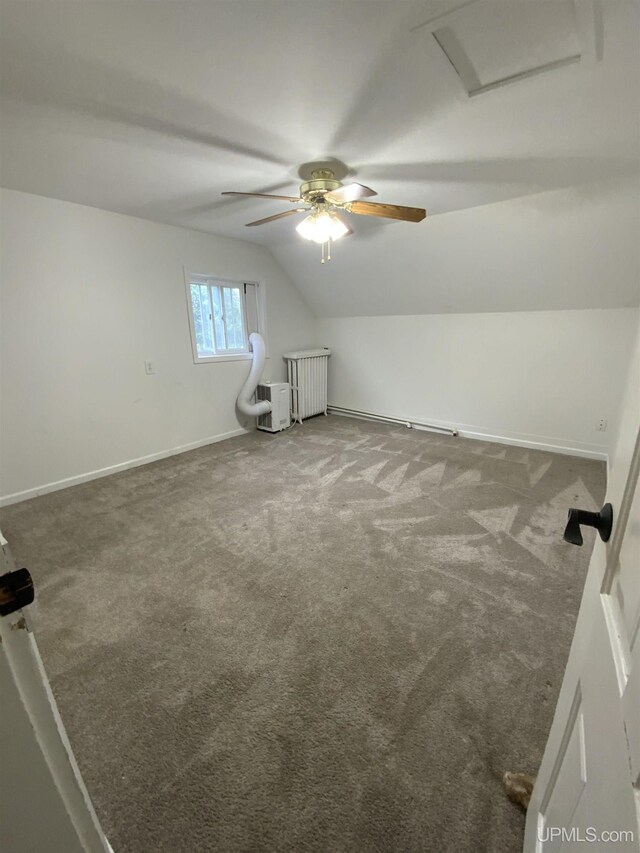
[0,567,34,616]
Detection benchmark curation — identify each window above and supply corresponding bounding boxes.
[185,275,260,363]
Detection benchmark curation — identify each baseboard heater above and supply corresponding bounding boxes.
[328,405,459,437]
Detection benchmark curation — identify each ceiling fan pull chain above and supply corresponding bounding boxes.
[327,236,332,262]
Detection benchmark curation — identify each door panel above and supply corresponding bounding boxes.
[538,686,586,852]
[622,635,640,789]
[615,482,640,637]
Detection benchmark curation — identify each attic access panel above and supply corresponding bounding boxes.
[416,0,602,97]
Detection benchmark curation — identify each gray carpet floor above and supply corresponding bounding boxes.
[0,416,605,853]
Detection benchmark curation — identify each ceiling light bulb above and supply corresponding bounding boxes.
[296,211,349,244]
[310,211,334,244]
[328,215,349,241]
[295,214,318,241]
[296,213,318,242]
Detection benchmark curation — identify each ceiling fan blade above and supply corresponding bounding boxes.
[348,200,426,222]
[324,182,377,204]
[222,191,302,202]
[246,208,308,227]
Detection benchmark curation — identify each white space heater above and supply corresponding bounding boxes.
[284,348,331,424]
[256,382,291,433]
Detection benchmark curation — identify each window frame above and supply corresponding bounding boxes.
[184,272,264,364]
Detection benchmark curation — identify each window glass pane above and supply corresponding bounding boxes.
[199,285,215,353]
[190,283,214,357]
[222,286,245,350]
[231,288,245,347]
[189,278,250,359]
[211,286,226,351]
[244,282,259,336]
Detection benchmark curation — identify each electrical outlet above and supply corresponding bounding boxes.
[144,360,156,375]
[597,418,607,432]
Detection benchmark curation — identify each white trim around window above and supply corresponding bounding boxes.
[183,271,265,364]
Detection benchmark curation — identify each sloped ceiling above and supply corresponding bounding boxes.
[1,0,639,316]
[273,175,640,316]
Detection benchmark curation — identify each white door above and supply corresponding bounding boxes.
[525,328,640,852]
[0,531,112,853]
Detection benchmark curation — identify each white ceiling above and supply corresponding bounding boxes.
[1,0,639,314]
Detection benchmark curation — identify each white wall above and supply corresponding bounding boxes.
[318,308,639,459]
[0,189,316,504]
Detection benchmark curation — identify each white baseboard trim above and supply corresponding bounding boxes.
[0,427,251,508]
[455,427,608,462]
[329,406,608,462]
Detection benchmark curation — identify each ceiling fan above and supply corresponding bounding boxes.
[222,168,426,262]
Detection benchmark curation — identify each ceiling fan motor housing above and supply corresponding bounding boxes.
[300,169,341,204]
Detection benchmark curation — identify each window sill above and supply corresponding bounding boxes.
[193,353,253,364]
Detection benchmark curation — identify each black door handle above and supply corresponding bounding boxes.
[563,503,613,547]
[0,567,34,615]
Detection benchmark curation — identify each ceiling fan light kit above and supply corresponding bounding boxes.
[296,211,350,262]
[222,168,427,263]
